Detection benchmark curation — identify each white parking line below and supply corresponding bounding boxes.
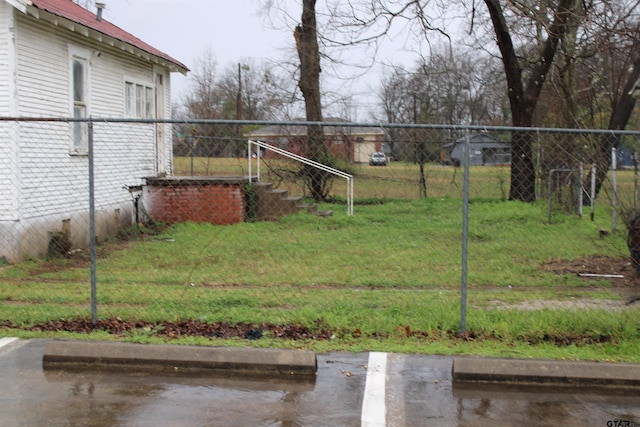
[0,337,18,349]
[361,352,387,427]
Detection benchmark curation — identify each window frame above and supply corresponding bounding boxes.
[69,45,90,155]
[124,77,155,119]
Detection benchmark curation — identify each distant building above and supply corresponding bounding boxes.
[246,118,385,163]
[441,133,511,166]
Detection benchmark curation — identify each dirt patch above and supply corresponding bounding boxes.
[27,225,166,276]
[540,255,640,290]
[487,299,631,311]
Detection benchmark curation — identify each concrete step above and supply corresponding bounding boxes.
[254,182,332,221]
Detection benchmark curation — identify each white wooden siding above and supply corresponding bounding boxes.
[15,16,68,116]
[0,9,176,260]
[162,70,173,174]
[15,12,170,218]
[0,122,19,222]
[0,2,10,115]
[0,3,19,223]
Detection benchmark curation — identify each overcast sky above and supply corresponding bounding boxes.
[95,0,430,119]
[100,1,290,102]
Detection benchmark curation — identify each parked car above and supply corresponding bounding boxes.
[369,152,387,166]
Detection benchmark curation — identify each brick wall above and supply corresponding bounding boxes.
[144,178,247,225]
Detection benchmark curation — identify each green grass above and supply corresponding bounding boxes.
[1,178,639,361]
[174,156,639,208]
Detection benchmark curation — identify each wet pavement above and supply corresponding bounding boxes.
[1,339,640,426]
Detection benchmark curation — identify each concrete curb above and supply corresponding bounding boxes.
[43,340,317,378]
[452,357,640,388]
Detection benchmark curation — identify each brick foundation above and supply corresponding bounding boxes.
[144,177,249,225]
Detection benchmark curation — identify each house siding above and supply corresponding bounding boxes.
[155,68,173,175]
[0,9,175,261]
[15,16,68,116]
[0,4,21,260]
[0,2,11,115]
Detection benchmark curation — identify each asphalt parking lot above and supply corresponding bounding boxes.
[1,338,640,426]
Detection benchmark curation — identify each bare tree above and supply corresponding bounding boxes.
[375,46,508,127]
[543,1,640,199]
[182,48,295,121]
[478,0,587,202]
[259,0,640,205]
[182,48,223,120]
[259,1,451,199]
[295,0,335,201]
[290,0,599,201]
[259,0,337,199]
[216,60,294,121]
[179,48,296,157]
[491,0,639,203]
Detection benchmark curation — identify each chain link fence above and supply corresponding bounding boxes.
[1,118,639,347]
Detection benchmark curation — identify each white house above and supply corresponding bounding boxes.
[0,0,188,262]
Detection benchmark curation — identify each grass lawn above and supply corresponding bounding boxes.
[1,158,639,361]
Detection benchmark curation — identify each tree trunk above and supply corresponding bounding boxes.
[509,129,536,201]
[295,0,332,201]
[484,0,581,202]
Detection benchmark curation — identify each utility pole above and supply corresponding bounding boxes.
[236,63,243,121]
[236,63,243,156]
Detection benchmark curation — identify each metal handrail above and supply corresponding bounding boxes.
[248,139,353,216]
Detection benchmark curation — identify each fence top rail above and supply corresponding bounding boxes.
[2,116,640,137]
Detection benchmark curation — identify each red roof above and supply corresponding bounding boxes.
[28,0,188,72]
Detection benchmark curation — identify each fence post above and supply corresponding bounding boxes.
[460,130,470,334]
[590,164,596,221]
[578,162,583,218]
[634,153,638,212]
[248,140,252,183]
[612,146,617,233]
[88,119,97,324]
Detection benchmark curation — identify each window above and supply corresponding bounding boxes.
[145,86,154,118]
[125,82,134,117]
[125,79,154,119]
[136,84,144,117]
[70,46,90,154]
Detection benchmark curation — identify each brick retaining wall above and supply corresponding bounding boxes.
[144,177,248,225]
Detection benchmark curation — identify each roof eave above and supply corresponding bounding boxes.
[5,0,28,13]
[23,4,189,75]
